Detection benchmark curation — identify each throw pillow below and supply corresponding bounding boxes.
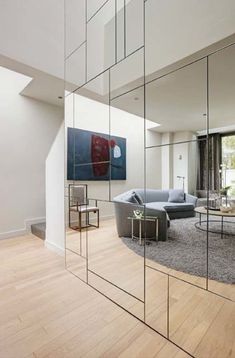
[133,191,144,205]
[125,192,139,204]
[168,189,184,203]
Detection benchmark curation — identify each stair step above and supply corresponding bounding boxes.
[31,222,46,240]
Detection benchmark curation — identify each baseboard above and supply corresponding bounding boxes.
[25,217,46,232]
[0,216,46,240]
[0,228,27,240]
[45,240,65,256]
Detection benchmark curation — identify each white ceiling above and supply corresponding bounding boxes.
[0,54,64,107]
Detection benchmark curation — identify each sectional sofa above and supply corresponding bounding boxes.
[113,189,198,241]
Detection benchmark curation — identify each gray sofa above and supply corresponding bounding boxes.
[113,189,198,241]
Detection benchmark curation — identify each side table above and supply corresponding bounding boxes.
[127,216,159,245]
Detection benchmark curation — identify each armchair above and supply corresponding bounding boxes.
[69,184,99,231]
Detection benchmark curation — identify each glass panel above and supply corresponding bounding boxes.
[87,200,145,320]
[208,44,235,301]
[87,0,108,21]
[221,135,235,194]
[145,267,168,336]
[110,47,144,100]
[110,86,144,198]
[65,193,88,282]
[125,0,144,56]
[65,0,86,57]
[169,277,235,357]
[145,58,207,148]
[87,0,115,81]
[116,0,125,62]
[145,141,207,289]
[72,71,110,201]
[65,44,86,93]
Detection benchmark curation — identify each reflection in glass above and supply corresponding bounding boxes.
[116,0,125,62]
[87,200,145,320]
[110,87,144,198]
[65,44,86,92]
[87,0,115,80]
[125,0,144,56]
[72,71,110,201]
[65,194,87,282]
[145,141,207,289]
[145,58,207,148]
[87,0,107,21]
[169,276,235,357]
[65,0,86,57]
[208,44,235,301]
[145,267,168,336]
[110,48,144,100]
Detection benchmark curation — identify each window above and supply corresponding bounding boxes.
[221,134,235,196]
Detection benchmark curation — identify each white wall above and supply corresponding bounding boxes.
[0,81,63,239]
[0,0,64,79]
[45,123,65,254]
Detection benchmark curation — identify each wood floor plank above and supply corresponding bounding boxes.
[0,228,234,358]
[0,235,178,358]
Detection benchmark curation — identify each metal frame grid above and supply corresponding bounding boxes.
[64,1,235,357]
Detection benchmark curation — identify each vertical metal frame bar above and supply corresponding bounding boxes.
[85,0,88,82]
[109,68,112,201]
[206,55,209,291]
[124,0,126,57]
[143,0,147,324]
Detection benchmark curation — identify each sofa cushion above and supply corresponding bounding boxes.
[146,201,194,213]
[168,189,184,203]
[135,189,169,203]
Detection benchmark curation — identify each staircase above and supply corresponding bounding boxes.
[31,222,46,240]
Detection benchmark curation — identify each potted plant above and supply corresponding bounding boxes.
[220,185,231,197]
[220,186,231,211]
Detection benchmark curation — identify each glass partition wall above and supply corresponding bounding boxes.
[65,1,235,356]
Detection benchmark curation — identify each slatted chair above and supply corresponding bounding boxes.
[68,184,99,231]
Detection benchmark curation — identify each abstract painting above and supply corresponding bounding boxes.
[67,127,126,180]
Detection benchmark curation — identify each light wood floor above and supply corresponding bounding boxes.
[0,234,190,358]
[66,218,235,358]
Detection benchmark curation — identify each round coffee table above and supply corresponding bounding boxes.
[194,206,235,238]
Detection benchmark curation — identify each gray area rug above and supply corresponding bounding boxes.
[122,216,235,284]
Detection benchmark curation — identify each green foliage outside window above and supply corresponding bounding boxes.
[222,135,235,169]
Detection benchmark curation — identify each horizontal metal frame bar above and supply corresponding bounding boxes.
[65,39,235,104]
[65,247,87,259]
[88,268,144,303]
[65,45,144,98]
[65,40,86,61]
[86,0,110,23]
[146,137,206,150]
[146,264,234,303]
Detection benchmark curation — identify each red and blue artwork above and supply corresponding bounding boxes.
[67,128,126,180]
